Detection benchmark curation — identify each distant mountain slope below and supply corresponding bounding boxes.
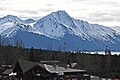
[0,10,120,51]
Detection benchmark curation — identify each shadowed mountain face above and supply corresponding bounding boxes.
[0,10,120,51]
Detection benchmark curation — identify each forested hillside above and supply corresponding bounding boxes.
[0,45,120,78]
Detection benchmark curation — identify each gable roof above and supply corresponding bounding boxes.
[2,69,13,75]
[13,60,36,73]
[14,60,46,74]
[16,60,36,73]
[14,60,86,75]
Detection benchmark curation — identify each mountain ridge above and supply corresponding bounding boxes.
[0,10,120,51]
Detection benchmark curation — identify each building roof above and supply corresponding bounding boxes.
[18,60,37,73]
[14,60,46,74]
[14,60,86,74]
[2,69,13,75]
[44,64,86,74]
[40,61,77,68]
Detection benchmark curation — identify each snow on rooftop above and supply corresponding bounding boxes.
[44,64,86,74]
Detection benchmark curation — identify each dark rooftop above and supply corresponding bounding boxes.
[2,69,13,75]
[14,60,87,75]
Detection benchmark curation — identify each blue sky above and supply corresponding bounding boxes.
[0,0,120,27]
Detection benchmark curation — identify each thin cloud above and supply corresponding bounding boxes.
[103,1,120,6]
[19,15,40,20]
[15,10,39,15]
[88,11,120,22]
[0,0,5,3]
[39,8,54,12]
[0,0,5,1]
[72,0,94,2]
[46,4,54,7]
[0,7,6,11]
[0,0,120,26]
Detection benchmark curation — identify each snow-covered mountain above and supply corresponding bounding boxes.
[112,26,120,35]
[0,10,120,51]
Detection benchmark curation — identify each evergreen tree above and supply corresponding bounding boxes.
[29,47,35,61]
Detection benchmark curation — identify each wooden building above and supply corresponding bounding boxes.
[2,69,13,79]
[13,60,90,80]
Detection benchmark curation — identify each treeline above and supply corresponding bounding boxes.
[0,45,120,78]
